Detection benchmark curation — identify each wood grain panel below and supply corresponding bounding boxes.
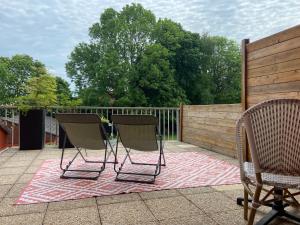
[248,47,300,70]
[182,104,241,158]
[248,36,300,61]
[247,25,300,53]
[247,92,300,105]
[248,70,300,87]
[248,58,300,78]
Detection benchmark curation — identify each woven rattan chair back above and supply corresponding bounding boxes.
[240,99,300,176]
[56,113,106,150]
[112,115,159,151]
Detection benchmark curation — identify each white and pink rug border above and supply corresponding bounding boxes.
[16,152,240,204]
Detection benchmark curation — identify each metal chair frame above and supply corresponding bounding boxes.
[57,113,115,180]
[112,115,166,184]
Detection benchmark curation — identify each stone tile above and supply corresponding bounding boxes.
[97,193,141,205]
[221,189,244,202]
[36,154,61,160]
[14,150,40,155]
[0,151,16,157]
[145,196,202,220]
[25,166,41,174]
[0,174,20,185]
[139,190,180,200]
[212,184,243,191]
[209,209,247,225]
[6,183,27,197]
[0,156,11,163]
[48,198,97,211]
[0,184,12,198]
[185,192,239,214]
[209,208,274,225]
[178,186,215,195]
[99,201,155,225]
[0,213,44,225]
[1,160,32,168]
[0,197,47,216]
[8,155,37,161]
[159,215,217,225]
[0,167,27,175]
[31,159,46,166]
[16,173,35,184]
[44,206,100,225]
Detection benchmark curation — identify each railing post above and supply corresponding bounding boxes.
[179,103,184,142]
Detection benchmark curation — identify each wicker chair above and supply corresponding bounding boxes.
[236,99,300,225]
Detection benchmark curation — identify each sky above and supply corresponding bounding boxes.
[1,0,300,84]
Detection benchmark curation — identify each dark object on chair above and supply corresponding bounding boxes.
[56,113,115,180]
[112,115,166,184]
[236,99,300,225]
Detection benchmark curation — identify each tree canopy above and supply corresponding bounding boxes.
[17,74,57,111]
[0,54,75,106]
[66,3,241,107]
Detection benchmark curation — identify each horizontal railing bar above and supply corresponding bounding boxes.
[0,106,180,110]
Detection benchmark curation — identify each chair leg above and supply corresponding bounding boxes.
[244,188,249,220]
[248,185,262,225]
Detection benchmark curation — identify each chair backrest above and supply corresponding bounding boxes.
[112,115,159,151]
[239,99,300,176]
[56,113,106,150]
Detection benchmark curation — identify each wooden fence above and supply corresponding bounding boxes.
[242,25,300,109]
[181,24,300,158]
[181,104,241,157]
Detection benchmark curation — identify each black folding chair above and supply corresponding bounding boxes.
[112,115,166,184]
[56,113,115,180]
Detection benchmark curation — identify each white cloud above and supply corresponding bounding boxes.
[1,0,300,83]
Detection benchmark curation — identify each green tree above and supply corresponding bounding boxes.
[66,3,241,106]
[131,44,187,106]
[66,4,160,106]
[0,55,47,104]
[17,74,57,111]
[208,37,241,103]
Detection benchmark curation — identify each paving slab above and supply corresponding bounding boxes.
[145,196,202,220]
[0,184,12,198]
[0,167,27,175]
[158,215,218,225]
[139,189,180,200]
[6,183,27,198]
[99,201,156,225]
[44,206,100,225]
[97,193,141,205]
[185,192,240,214]
[178,186,215,195]
[48,198,97,211]
[0,213,44,225]
[0,197,47,216]
[0,175,20,185]
[16,173,35,184]
[1,160,32,168]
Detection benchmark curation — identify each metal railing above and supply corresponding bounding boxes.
[0,106,181,147]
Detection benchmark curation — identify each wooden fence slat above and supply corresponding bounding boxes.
[248,47,300,70]
[182,104,241,158]
[246,25,300,53]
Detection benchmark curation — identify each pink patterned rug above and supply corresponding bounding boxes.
[16,152,240,204]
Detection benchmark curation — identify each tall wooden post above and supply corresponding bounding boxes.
[241,39,250,161]
[241,39,249,112]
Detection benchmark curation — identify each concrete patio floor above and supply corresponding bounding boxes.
[0,141,299,225]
